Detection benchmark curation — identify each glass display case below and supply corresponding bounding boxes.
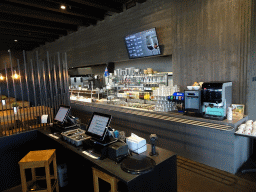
[70,89,102,102]
[106,72,169,99]
[69,69,178,112]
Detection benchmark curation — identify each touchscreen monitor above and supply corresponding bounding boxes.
[86,112,112,142]
[54,105,71,124]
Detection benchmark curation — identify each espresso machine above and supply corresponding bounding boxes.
[201,82,232,120]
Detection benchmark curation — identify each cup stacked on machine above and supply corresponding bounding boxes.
[236,120,256,136]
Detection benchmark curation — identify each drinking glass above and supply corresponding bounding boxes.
[119,131,126,141]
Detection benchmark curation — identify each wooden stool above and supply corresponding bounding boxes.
[92,167,118,192]
[18,149,59,192]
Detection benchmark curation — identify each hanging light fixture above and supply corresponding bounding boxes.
[12,70,20,80]
[0,73,4,80]
[60,5,66,9]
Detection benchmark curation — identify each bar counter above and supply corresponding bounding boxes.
[38,128,177,192]
[71,101,250,174]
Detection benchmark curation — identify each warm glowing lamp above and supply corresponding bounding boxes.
[60,5,66,9]
[12,70,20,79]
[0,73,5,80]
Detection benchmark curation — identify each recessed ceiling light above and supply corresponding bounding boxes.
[14,40,18,42]
[60,5,66,9]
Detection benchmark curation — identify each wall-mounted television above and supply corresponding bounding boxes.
[124,28,161,59]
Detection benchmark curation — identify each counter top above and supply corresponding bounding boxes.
[39,128,176,186]
[71,101,247,131]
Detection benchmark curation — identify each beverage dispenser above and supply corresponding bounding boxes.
[172,92,185,112]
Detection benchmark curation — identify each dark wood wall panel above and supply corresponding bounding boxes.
[173,0,251,104]
[247,0,256,119]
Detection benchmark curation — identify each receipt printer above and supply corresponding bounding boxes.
[108,142,128,162]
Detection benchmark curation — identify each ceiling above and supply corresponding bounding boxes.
[0,0,146,51]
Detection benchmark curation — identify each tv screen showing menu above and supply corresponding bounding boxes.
[124,28,161,59]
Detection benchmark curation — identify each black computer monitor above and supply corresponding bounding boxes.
[86,112,112,142]
[54,105,71,124]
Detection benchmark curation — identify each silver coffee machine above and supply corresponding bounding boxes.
[184,90,202,115]
[201,82,232,120]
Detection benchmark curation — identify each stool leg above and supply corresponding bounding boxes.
[31,168,36,182]
[92,168,100,192]
[110,178,118,192]
[45,162,52,192]
[19,166,27,192]
[52,154,59,192]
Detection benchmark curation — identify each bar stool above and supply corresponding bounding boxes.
[18,149,59,192]
[92,167,118,192]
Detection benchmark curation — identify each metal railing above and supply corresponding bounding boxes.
[0,50,70,137]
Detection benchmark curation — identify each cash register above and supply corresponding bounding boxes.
[51,105,80,133]
[82,112,121,159]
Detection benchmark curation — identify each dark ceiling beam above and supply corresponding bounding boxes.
[0,28,59,40]
[0,41,41,47]
[67,0,123,13]
[0,3,86,25]
[0,34,52,43]
[0,21,67,36]
[3,0,104,21]
[136,0,147,3]
[45,0,107,17]
[0,39,42,49]
[5,42,40,47]
[0,44,38,51]
[0,13,78,31]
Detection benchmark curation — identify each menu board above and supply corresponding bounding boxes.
[125,28,161,59]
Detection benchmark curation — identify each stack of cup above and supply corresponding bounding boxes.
[237,120,256,136]
[245,120,253,135]
[252,121,256,136]
[236,124,246,134]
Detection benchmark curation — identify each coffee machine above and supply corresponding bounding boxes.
[184,90,202,115]
[201,82,232,120]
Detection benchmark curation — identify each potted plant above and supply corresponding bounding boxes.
[1,95,7,100]
[12,102,19,114]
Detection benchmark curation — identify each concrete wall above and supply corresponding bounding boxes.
[115,55,172,73]
[27,0,253,115]
[173,0,251,106]
[248,0,256,120]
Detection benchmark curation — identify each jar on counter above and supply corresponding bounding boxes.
[139,92,144,100]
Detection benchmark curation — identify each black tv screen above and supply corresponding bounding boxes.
[125,28,161,59]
